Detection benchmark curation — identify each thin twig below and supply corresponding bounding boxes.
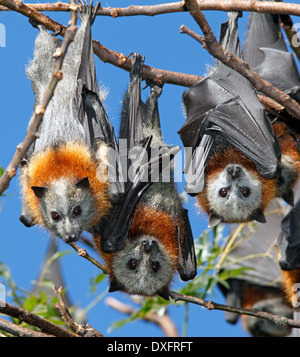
[68,242,109,274]
[1,1,300,17]
[180,3,300,119]
[52,285,104,337]
[0,0,78,195]
[169,291,300,329]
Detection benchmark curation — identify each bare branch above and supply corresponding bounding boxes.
[52,285,104,337]
[170,291,299,330]
[0,0,66,34]
[0,317,54,337]
[181,1,300,120]
[0,0,77,195]
[0,1,291,118]
[0,301,77,337]
[68,242,109,274]
[1,1,300,17]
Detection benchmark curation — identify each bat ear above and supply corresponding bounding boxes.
[251,208,267,224]
[282,189,294,207]
[76,177,90,190]
[108,278,125,293]
[157,286,170,301]
[31,186,48,199]
[208,213,222,228]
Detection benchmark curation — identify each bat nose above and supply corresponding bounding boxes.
[227,165,241,179]
[142,238,157,253]
[64,234,77,243]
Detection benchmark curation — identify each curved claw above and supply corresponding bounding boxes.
[77,0,100,24]
[129,53,145,80]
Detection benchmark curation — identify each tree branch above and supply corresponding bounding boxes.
[0,301,77,337]
[0,0,77,195]
[181,1,300,120]
[170,291,300,330]
[68,242,109,274]
[0,317,55,337]
[0,0,67,35]
[1,1,300,17]
[52,285,104,337]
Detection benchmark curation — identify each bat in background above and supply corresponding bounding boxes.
[242,5,300,208]
[19,2,122,243]
[178,11,282,228]
[242,5,300,330]
[218,5,300,337]
[93,53,197,300]
[218,199,293,337]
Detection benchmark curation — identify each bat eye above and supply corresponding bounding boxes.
[127,259,139,270]
[73,206,82,216]
[219,188,229,198]
[51,211,60,221]
[151,261,160,272]
[240,187,251,197]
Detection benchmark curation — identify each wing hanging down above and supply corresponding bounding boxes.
[218,199,293,336]
[178,11,281,196]
[277,181,300,271]
[98,53,180,253]
[243,5,300,104]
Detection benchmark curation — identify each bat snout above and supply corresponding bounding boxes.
[63,233,78,243]
[142,237,158,253]
[227,165,242,179]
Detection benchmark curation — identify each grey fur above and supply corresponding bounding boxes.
[22,10,107,242]
[111,236,174,296]
[37,178,97,242]
[26,19,88,151]
[206,164,263,222]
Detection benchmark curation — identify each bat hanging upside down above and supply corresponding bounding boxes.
[19,2,121,243]
[178,11,300,228]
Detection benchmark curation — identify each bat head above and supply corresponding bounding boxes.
[108,235,175,300]
[31,177,97,243]
[197,148,277,226]
[206,163,265,225]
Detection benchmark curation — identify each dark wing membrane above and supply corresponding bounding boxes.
[178,11,281,196]
[177,209,197,281]
[99,54,180,253]
[243,6,300,103]
[277,182,300,271]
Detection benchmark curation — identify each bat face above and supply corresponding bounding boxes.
[206,163,263,222]
[32,177,97,243]
[109,235,176,297]
[197,147,277,225]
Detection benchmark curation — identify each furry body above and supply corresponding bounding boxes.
[20,11,112,242]
[94,55,196,298]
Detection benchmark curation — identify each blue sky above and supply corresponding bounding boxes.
[1,0,299,337]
